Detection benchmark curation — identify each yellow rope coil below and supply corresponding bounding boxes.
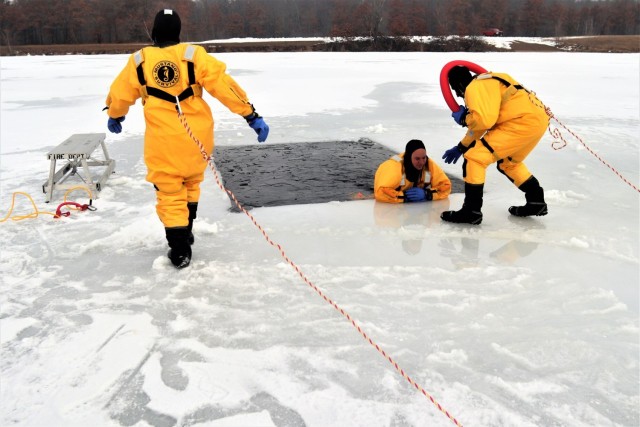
[0,186,94,223]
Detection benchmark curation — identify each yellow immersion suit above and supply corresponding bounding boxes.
[459,73,549,187]
[105,44,255,227]
[374,154,451,203]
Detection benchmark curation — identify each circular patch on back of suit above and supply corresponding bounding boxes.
[153,61,180,88]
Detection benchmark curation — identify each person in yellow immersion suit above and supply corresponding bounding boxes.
[440,65,549,225]
[374,139,451,204]
[104,9,269,269]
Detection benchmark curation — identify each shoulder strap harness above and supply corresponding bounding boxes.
[477,73,529,103]
[134,45,202,107]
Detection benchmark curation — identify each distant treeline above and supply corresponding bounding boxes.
[1,0,638,46]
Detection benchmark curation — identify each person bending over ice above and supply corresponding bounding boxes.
[441,65,549,225]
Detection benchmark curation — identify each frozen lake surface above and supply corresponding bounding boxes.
[1,51,638,426]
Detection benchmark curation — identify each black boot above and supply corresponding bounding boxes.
[441,183,484,225]
[166,227,192,269]
[509,176,548,217]
[187,202,198,245]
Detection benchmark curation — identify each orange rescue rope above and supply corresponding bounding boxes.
[176,107,464,427]
[545,107,640,193]
[525,90,638,194]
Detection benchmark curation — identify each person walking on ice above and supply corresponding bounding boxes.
[441,65,549,225]
[104,9,269,268]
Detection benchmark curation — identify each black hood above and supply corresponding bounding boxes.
[152,9,181,47]
[448,65,473,98]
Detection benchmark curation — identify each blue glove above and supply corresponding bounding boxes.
[442,145,463,164]
[405,187,432,202]
[451,105,468,127]
[247,116,269,143]
[107,116,125,134]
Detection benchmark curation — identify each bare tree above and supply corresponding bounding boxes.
[520,0,546,37]
[1,0,638,47]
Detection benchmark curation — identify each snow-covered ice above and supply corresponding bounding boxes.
[1,50,638,426]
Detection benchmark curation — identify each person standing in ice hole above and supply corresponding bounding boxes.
[374,139,451,204]
[104,9,269,269]
[441,65,549,225]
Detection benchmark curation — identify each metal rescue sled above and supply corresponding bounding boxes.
[43,133,115,202]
